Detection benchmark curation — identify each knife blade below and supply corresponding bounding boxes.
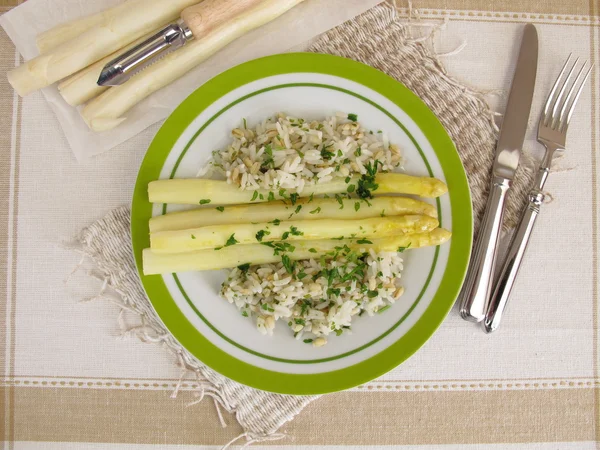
[494,23,539,180]
[97,0,267,86]
[459,24,538,323]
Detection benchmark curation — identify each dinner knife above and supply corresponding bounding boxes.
[459,24,538,322]
[97,0,265,86]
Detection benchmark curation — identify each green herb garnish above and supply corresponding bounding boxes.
[224,234,239,247]
[357,238,373,244]
[348,113,358,121]
[309,206,321,214]
[281,254,295,274]
[255,229,271,241]
[251,191,259,201]
[199,199,211,205]
[216,206,225,212]
[397,242,412,253]
[308,248,317,253]
[237,263,250,272]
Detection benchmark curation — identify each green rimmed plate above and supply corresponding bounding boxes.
[131,53,472,395]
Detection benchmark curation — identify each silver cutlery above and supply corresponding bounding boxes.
[484,55,592,332]
[460,24,539,322]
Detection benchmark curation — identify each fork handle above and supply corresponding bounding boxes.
[460,176,511,322]
[484,184,544,332]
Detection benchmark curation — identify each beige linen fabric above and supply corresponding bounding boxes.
[1,0,599,448]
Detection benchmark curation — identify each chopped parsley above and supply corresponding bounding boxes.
[380,209,385,217]
[321,143,335,160]
[241,310,249,317]
[303,339,313,344]
[347,113,358,121]
[262,144,274,168]
[269,218,281,226]
[367,290,379,298]
[309,206,321,215]
[261,241,295,255]
[281,254,295,274]
[267,191,275,202]
[199,199,211,205]
[357,238,373,244]
[356,160,381,199]
[397,242,412,253]
[289,193,299,205]
[237,263,250,272]
[335,194,344,209]
[255,229,271,241]
[308,248,317,253]
[345,176,351,184]
[354,202,360,212]
[354,147,362,157]
[282,226,304,240]
[216,206,225,212]
[224,234,239,247]
[191,234,196,239]
[347,184,355,194]
[251,191,259,201]
[242,118,247,129]
[294,205,302,214]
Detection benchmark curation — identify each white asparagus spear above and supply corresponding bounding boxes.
[8,0,201,97]
[142,229,452,274]
[149,196,438,233]
[81,0,306,132]
[150,215,439,253]
[36,4,180,54]
[57,25,170,106]
[147,174,448,206]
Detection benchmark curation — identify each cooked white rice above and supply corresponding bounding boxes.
[220,249,404,347]
[210,113,406,346]
[200,112,402,192]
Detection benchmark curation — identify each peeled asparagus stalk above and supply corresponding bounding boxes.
[142,229,452,274]
[81,0,306,132]
[57,26,170,106]
[149,196,437,233]
[8,0,200,97]
[36,4,180,55]
[150,215,439,253]
[148,174,448,206]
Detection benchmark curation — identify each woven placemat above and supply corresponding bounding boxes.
[75,3,533,445]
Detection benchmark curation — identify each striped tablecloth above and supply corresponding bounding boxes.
[1,0,599,448]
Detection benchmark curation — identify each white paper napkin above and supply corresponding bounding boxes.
[0,0,380,161]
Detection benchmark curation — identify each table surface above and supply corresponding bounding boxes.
[1,0,599,448]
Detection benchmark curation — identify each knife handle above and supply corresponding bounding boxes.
[459,176,511,322]
[182,0,266,39]
[483,188,542,333]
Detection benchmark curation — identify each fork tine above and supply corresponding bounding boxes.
[542,54,572,125]
[550,57,579,129]
[558,61,588,131]
[562,64,593,132]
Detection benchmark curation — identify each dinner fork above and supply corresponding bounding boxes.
[483,55,592,333]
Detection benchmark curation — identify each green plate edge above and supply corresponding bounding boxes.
[131,52,473,395]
